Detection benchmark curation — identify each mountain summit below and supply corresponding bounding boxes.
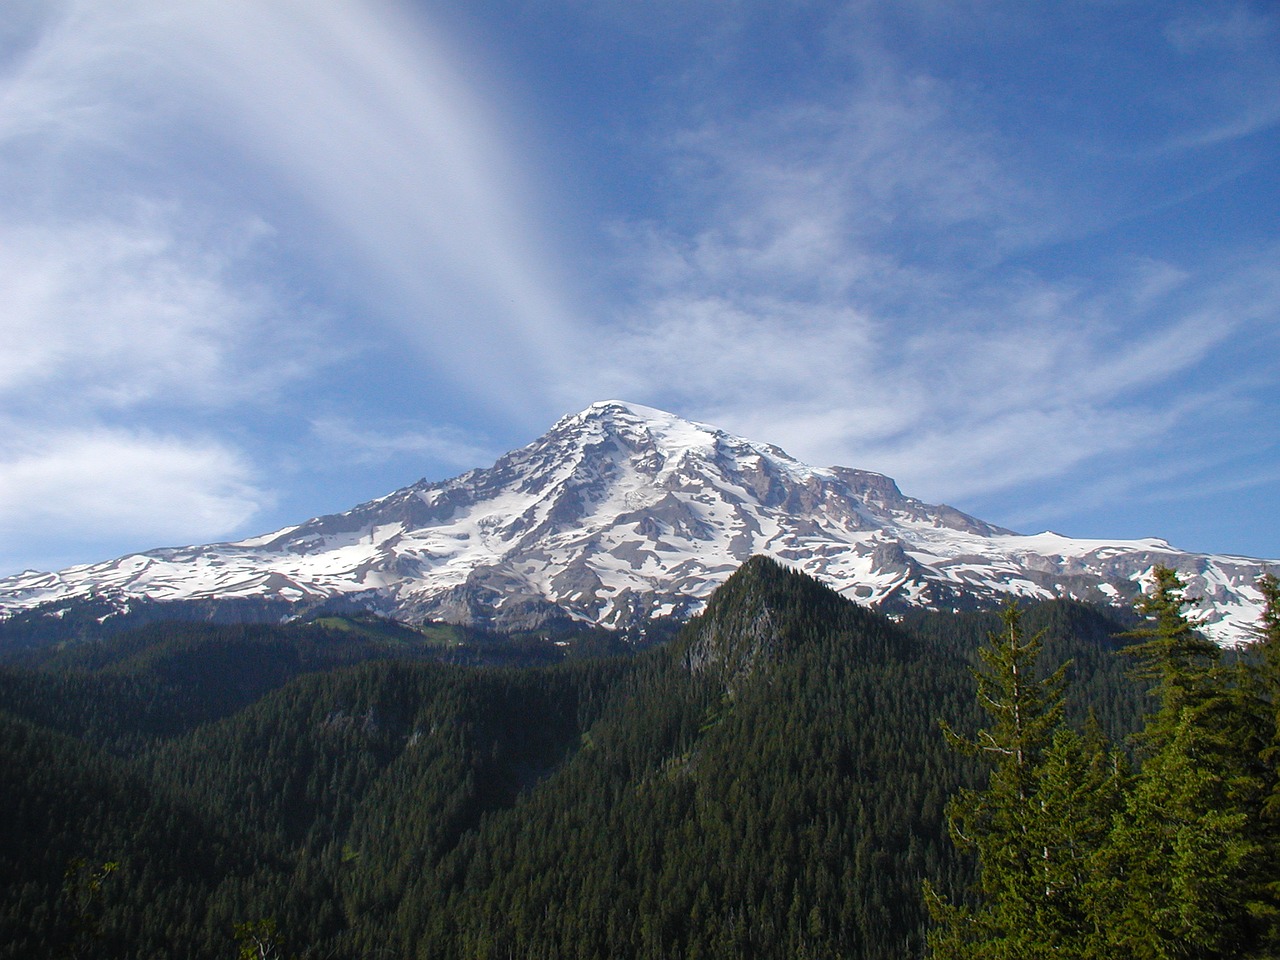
[0,400,1273,641]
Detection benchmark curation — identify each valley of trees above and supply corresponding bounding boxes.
[0,557,1275,958]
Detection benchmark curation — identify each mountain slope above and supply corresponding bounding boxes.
[0,401,1273,642]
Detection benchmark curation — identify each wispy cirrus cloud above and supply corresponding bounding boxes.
[1159,5,1280,151]
[3,0,582,399]
[0,212,315,410]
[0,0,1276,573]
[581,9,1280,530]
[646,67,1044,289]
[0,0,582,570]
[153,0,583,407]
[310,418,497,470]
[0,424,265,573]
[0,205,313,562]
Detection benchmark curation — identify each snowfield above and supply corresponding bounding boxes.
[0,401,1274,643]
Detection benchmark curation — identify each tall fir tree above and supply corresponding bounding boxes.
[1097,565,1264,958]
[1255,574,1280,815]
[925,602,1114,958]
[1120,565,1220,753]
[1249,572,1280,951]
[1254,573,1280,776]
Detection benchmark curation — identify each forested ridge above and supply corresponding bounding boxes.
[4,556,1265,958]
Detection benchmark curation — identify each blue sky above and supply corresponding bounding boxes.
[0,0,1277,575]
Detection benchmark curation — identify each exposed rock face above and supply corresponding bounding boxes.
[0,401,1274,643]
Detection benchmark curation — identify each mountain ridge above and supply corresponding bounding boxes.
[0,400,1273,643]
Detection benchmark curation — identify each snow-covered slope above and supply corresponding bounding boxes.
[0,401,1274,642]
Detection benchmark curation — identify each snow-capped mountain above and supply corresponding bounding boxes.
[0,401,1274,642]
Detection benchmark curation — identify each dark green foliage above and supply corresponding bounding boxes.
[928,566,1280,959]
[925,604,1128,958]
[233,918,289,960]
[0,557,1162,958]
[61,858,119,960]
[902,599,1147,745]
[404,561,972,960]
[1251,573,1280,953]
[1121,566,1222,751]
[1255,575,1280,816]
[1104,566,1268,958]
[0,709,296,959]
[0,595,298,652]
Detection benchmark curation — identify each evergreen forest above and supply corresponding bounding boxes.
[1,556,1276,958]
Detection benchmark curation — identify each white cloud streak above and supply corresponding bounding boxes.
[151,0,582,407]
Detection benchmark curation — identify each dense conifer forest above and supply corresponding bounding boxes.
[2,557,1273,958]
